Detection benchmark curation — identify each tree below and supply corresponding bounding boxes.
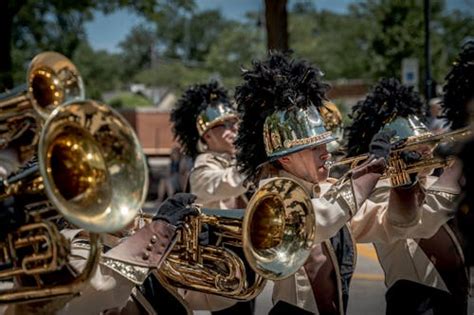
[119,24,157,78]
[1,0,193,90]
[352,0,433,79]
[0,1,27,89]
[133,60,212,93]
[438,9,474,76]
[108,92,153,109]
[71,42,124,100]
[2,0,97,90]
[350,0,474,93]
[265,0,289,51]
[152,9,230,62]
[119,7,250,89]
[117,7,230,82]
[289,8,372,80]
[130,18,266,94]
[205,23,265,78]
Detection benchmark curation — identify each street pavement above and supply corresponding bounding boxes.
[346,244,386,314]
[190,243,474,315]
[196,244,387,315]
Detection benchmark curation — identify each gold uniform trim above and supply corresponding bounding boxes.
[101,257,150,285]
[426,189,459,203]
[283,131,333,149]
[323,177,358,216]
[196,113,238,136]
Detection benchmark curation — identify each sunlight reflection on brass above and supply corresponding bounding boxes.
[158,178,315,300]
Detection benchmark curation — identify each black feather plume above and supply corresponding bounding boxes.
[345,78,426,157]
[235,52,329,180]
[442,41,474,130]
[170,81,231,158]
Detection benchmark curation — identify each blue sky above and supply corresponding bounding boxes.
[84,0,471,53]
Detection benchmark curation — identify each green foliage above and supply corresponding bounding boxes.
[288,0,474,93]
[205,23,265,78]
[13,0,94,55]
[10,48,30,85]
[118,24,156,77]
[7,0,473,100]
[117,8,233,82]
[353,0,432,78]
[350,0,474,87]
[152,9,229,62]
[289,9,372,80]
[72,42,124,100]
[3,0,194,88]
[437,9,474,77]
[108,92,153,109]
[133,61,213,93]
[127,15,265,95]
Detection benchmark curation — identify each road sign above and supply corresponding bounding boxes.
[401,58,419,90]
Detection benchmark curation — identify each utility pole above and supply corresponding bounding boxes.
[424,0,432,101]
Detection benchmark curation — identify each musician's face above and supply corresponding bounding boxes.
[203,118,239,155]
[278,144,331,184]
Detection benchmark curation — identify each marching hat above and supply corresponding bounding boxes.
[346,78,430,157]
[171,81,237,158]
[235,52,334,179]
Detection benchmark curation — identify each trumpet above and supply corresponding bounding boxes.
[0,52,83,152]
[157,178,315,300]
[0,99,148,305]
[329,127,472,186]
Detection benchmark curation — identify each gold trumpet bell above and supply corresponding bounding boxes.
[38,100,148,233]
[243,178,315,280]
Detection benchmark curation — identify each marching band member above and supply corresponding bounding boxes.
[443,40,474,298]
[346,78,466,315]
[5,194,197,315]
[171,81,248,210]
[170,82,253,314]
[234,52,460,315]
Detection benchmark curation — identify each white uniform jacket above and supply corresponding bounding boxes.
[271,168,458,314]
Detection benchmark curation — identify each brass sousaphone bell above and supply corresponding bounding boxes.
[0,99,148,304]
[38,99,148,232]
[0,52,84,151]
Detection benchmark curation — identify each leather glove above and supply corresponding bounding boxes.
[400,150,422,164]
[369,130,396,159]
[153,193,199,226]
